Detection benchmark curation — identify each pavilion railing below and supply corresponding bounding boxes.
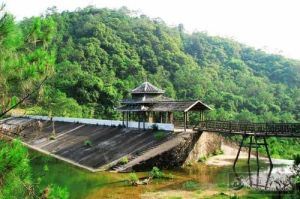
[197,120,300,137]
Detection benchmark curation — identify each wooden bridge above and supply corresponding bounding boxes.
[195,120,300,168]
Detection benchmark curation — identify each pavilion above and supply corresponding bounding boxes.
[117,82,211,131]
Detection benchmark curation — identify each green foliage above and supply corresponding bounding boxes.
[293,154,300,166]
[1,6,299,159]
[118,156,129,165]
[0,139,32,198]
[198,155,208,163]
[0,6,56,117]
[229,194,240,199]
[152,124,159,131]
[36,7,298,123]
[149,166,170,179]
[213,149,224,156]
[84,140,92,147]
[48,184,69,199]
[182,180,200,190]
[154,131,166,140]
[0,139,69,199]
[128,172,139,185]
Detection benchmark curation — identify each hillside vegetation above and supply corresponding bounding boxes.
[20,7,299,122]
[1,6,300,158]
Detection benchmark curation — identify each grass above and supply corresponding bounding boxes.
[154,131,166,140]
[152,124,159,131]
[213,149,224,155]
[149,166,174,179]
[198,155,208,162]
[293,154,300,165]
[128,172,139,186]
[182,180,200,190]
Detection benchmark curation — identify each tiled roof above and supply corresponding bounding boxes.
[117,100,212,112]
[131,82,164,94]
[122,95,173,104]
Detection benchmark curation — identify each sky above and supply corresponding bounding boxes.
[3,0,300,60]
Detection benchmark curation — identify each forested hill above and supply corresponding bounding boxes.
[16,7,300,122]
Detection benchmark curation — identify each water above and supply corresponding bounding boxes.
[30,152,294,199]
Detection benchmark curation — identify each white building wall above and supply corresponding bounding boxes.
[24,115,174,131]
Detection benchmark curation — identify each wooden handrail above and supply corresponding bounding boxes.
[197,120,300,137]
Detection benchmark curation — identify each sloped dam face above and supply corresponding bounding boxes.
[0,117,221,172]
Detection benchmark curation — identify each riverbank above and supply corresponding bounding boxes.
[205,139,294,166]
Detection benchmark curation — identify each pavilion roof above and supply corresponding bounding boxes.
[131,82,164,94]
[117,100,212,112]
[122,95,173,104]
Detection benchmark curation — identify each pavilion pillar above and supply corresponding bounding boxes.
[186,112,189,129]
[138,112,140,129]
[183,112,186,132]
[148,112,153,123]
[165,112,168,123]
[169,112,173,124]
[126,112,129,128]
[122,112,125,126]
[160,112,163,123]
[143,112,146,130]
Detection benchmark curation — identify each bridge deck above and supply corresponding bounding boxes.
[196,120,300,137]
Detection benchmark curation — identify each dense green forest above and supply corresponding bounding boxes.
[18,7,299,123]
[1,6,300,158]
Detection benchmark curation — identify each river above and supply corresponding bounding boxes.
[30,152,295,199]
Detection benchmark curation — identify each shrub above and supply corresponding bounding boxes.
[185,161,192,167]
[118,124,125,128]
[49,135,56,140]
[119,156,129,165]
[154,131,166,140]
[128,172,139,186]
[150,166,166,179]
[293,154,300,166]
[229,194,240,199]
[182,180,200,190]
[152,124,159,131]
[213,149,224,156]
[48,185,69,199]
[84,140,92,147]
[198,155,207,162]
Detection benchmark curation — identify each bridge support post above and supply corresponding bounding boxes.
[233,134,246,168]
[254,135,260,171]
[247,135,252,164]
[263,137,273,168]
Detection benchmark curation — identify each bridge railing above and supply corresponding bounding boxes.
[197,120,300,136]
